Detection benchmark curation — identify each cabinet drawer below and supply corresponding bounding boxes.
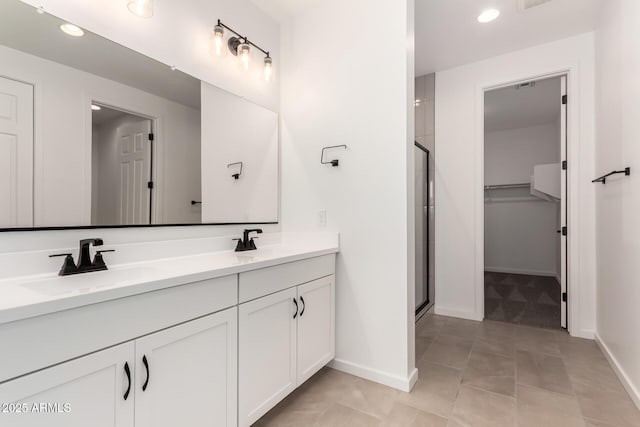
[0,275,237,383]
[239,254,335,303]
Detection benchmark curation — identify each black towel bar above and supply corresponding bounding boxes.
[592,167,631,184]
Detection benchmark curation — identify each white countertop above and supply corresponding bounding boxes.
[0,240,338,325]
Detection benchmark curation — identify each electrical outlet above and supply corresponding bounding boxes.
[318,210,327,227]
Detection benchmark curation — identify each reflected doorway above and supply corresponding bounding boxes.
[91,104,154,226]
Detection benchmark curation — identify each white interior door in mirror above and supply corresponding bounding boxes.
[0,76,33,228]
[201,82,278,223]
[117,120,151,225]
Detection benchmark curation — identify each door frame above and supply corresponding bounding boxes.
[476,70,575,333]
[85,96,162,225]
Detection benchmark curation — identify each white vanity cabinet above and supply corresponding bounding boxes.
[0,309,237,427]
[238,255,336,427]
[296,276,336,385]
[238,287,298,425]
[134,308,237,427]
[0,251,337,427]
[0,342,135,427]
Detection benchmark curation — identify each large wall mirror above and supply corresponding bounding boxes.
[0,1,279,230]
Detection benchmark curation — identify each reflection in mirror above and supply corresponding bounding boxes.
[91,106,154,226]
[0,0,278,230]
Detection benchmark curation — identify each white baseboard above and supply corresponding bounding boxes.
[434,306,479,321]
[328,359,418,392]
[571,328,594,340]
[484,266,557,277]
[595,333,640,410]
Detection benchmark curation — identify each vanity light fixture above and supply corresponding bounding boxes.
[60,23,84,37]
[127,0,153,18]
[91,104,102,111]
[477,9,500,23]
[214,19,273,80]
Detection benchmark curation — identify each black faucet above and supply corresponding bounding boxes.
[49,238,115,276]
[234,229,263,252]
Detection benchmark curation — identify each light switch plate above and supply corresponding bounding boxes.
[318,210,327,227]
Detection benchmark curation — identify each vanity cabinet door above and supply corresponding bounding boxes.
[238,287,298,427]
[296,275,335,385]
[0,342,134,427]
[134,308,237,427]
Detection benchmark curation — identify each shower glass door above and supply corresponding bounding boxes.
[415,143,430,314]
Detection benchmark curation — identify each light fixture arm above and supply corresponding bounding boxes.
[217,19,270,57]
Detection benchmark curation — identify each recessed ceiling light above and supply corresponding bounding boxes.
[91,104,102,111]
[127,0,153,18]
[478,9,500,23]
[60,23,84,37]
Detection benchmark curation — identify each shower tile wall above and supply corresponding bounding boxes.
[416,73,435,311]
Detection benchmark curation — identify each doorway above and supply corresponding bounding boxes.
[483,75,567,329]
[91,104,154,226]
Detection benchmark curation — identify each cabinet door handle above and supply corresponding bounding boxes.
[123,362,131,400]
[300,296,305,317]
[142,355,150,391]
[293,298,298,319]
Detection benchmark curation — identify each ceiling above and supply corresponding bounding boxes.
[0,1,200,109]
[415,0,601,75]
[250,0,318,21]
[484,76,561,132]
[92,105,127,126]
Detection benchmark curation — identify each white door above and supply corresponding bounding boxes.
[560,76,568,329]
[134,309,238,427]
[117,119,151,225]
[239,287,297,427]
[0,342,134,427]
[0,77,33,228]
[297,276,335,386]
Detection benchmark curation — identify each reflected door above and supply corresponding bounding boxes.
[117,120,152,225]
[0,76,33,228]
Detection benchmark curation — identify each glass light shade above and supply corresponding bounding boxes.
[264,57,273,82]
[238,43,250,71]
[128,0,153,18]
[213,26,224,56]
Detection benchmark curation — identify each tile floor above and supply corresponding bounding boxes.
[254,314,640,427]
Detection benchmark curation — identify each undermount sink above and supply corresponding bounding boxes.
[21,266,160,297]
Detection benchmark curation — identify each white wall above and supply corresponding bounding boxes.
[435,33,596,338]
[485,196,559,277]
[201,82,279,223]
[484,122,560,277]
[20,0,280,112]
[594,0,640,407]
[280,0,416,390]
[0,45,201,227]
[484,123,560,186]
